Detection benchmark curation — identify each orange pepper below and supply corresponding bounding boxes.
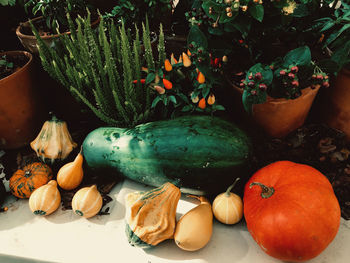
[182,52,192,67]
[171,53,178,65]
[187,49,192,56]
[163,79,173,90]
[154,85,165,94]
[197,71,205,84]
[132,79,146,84]
[198,98,206,109]
[207,94,215,105]
[164,59,172,72]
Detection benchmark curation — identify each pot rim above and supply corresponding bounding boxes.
[0,51,33,84]
[231,82,320,105]
[16,15,101,40]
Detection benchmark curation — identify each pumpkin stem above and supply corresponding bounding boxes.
[249,182,275,199]
[225,178,240,196]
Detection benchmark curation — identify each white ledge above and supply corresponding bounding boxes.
[0,179,349,263]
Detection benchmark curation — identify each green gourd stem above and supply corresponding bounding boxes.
[225,177,240,196]
[249,182,275,199]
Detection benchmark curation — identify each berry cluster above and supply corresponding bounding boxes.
[278,65,301,99]
[185,7,213,27]
[311,73,330,89]
[240,71,267,96]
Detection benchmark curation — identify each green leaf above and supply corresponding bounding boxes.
[187,25,208,50]
[249,4,264,22]
[181,105,193,112]
[324,23,350,47]
[169,95,177,105]
[212,104,225,111]
[242,90,253,113]
[231,16,251,37]
[151,96,161,108]
[146,72,155,85]
[291,4,309,18]
[202,85,210,98]
[283,46,311,67]
[208,26,224,36]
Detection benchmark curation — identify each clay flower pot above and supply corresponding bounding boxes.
[232,85,320,138]
[0,51,45,149]
[325,68,350,140]
[16,16,100,53]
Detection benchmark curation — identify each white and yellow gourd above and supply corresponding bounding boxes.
[29,180,61,216]
[30,115,77,163]
[212,178,243,225]
[72,185,103,218]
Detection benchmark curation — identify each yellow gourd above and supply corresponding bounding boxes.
[57,149,84,190]
[174,195,213,251]
[212,178,243,225]
[29,180,61,216]
[125,182,181,248]
[30,115,77,164]
[71,185,103,218]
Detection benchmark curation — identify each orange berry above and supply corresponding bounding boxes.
[182,52,192,67]
[164,59,172,72]
[197,71,205,84]
[198,98,206,109]
[163,79,173,90]
[207,94,215,105]
[154,85,165,94]
[170,53,178,65]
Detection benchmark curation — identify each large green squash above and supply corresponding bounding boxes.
[82,116,251,195]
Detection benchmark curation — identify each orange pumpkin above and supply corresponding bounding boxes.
[9,162,53,198]
[244,161,341,262]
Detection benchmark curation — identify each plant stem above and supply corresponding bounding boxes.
[225,177,240,196]
[249,182,275,199]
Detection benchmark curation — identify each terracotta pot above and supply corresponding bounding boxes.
[232,85,320,138]
[0,51,45,149]
[325,68,350,140]
[16,16,100,53]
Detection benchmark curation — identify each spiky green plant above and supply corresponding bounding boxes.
[31,11,166,127]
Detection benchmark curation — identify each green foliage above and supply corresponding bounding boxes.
[0,0,16,6]
[241,46,329,113]
[0,55,14,69]
[32,12,163,127]
[24,0,89,30]
[103,0,172,29]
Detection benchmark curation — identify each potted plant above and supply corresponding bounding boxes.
[16,0,98,53]
[33,12,165,127]
[235,46,330,138]
[312,1,350,139]
[0,51,45,149]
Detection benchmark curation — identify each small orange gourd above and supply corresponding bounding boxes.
[9,162,53,198]
[57,149,84,190]
[174,195,213,251]
[29,180,61,216]
[212,178,243,225]
[30,115,77,163]
[125,182,181,248]
[72,185,103,218]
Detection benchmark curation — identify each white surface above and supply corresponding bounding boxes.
[0,179,349,263]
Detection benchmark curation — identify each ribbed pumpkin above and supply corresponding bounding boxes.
[244,161,341,262]
[30,115,77,164]
[29,180,61,216]
[212,178,243,225]
[71,185,103,218]
[9,162,53,198]
[125,182,181,248]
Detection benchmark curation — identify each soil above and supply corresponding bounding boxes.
[0,54,28,80]
[0,119,349,219]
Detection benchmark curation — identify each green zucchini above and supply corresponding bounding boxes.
[82,116,251,195]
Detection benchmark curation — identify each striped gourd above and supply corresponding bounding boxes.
[29,180,61,216]
[72,185,103,218]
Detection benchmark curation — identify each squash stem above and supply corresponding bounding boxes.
[225,178,240,196]
[249,182,275,199]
